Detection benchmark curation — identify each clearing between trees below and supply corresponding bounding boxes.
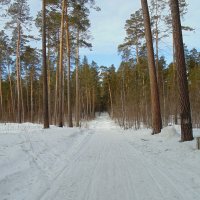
[0,113,200,200]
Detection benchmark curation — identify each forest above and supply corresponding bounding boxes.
[0,0,199,141]
[1,0,200,199]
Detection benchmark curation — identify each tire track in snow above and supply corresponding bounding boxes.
[51,132,106,200]
[138,140,200,199]
[82,134,108,200]
[38,131,94,200]
[152,157,200,200]
[126,140,199,200]
[119,140,168,200]
[118,142,139,200]
[84,134,132,200]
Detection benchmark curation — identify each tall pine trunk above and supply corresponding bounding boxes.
[170,0,193,141]
[7,64,14,121]
[58,0,65,127]
[108,81,113,118]
[42,0,49,128]
[66,1,73,127]
[75,28,80,127]
[54,54,59,125]
[92,87,95,118]
[30,71,33,122]
[16,22,22,123]
[25,66,30,121]
[47,34,52,125]
[0,66,2,121]
[141,0,162,134]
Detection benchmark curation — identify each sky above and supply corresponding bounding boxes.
[29,0,200,67]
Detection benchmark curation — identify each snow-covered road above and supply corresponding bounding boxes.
[1,114,200,200]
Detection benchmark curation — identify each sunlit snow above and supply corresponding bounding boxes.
[0,113,200,200]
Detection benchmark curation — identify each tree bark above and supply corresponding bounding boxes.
[108,81,113,118]
[42,0,49,128]
[66,0,73,127]
[16,22,22,123]
[25,66,30,121]
[92,87,95,118]
[30,71,33,122]
[58,0,65,127]
[75,28,80,127]
[86,87,89,119]
[170,0,193,141]
[0,66,2,121]
[47,33,51,125]
[54,54,59,125]
[7,64,14,121]
[141,0,162,134]
[20,69,24,122]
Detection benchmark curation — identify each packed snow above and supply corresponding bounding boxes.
[0,113,200,200]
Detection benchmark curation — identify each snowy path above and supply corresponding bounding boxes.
[0,114,200,200]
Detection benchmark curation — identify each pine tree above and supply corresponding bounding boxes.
[170,0,193,141]
[6,0,32,123]
[21,46,40,122]
[65,0,73,127]
[141,0,162,134]
[118,9,144,64]
[58,0,65,127]
[42,0,49,128]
